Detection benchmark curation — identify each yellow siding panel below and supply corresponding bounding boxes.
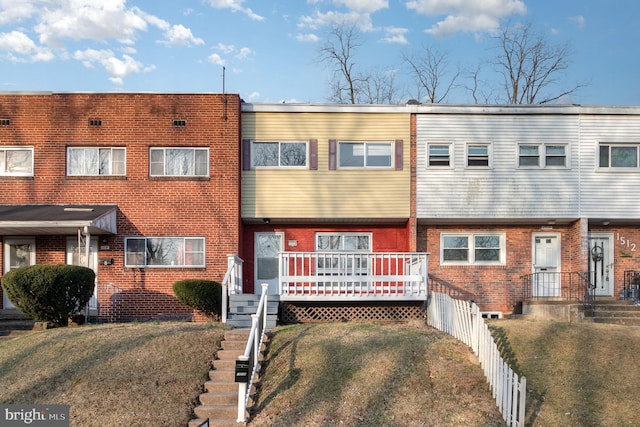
[242,112,410,219]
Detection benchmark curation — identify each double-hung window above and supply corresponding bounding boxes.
[67,147,125,176]
[150,147,209,177]
[441,233,505,265]
[251,141,307,167]
[599,143,639,169]
[0,147,33,176]
[518,144,567,168]
[125,237,205,267]
[427,143,451,167]
[315,233,371,276]
[467,144,491,167]
[338,142,392,168]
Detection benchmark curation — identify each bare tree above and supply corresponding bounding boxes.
[462,62,498,104]
[493,22,586,104]
[403,46,460,104]
[318,22,399,104]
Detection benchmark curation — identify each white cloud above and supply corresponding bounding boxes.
[381,27,408,44]
[406,0,526,37]
[298,11,373,31]
[247,91,260,100]
[235,47,253,59]
[333,0,388,14]
[0,0,39,25]
[295,33,320,42]
[0,30,54,62]
[216,43,236,54]
[208,53,226,66]
[73,48,152,85]
[570,15,586,29]
[206,0,264,21]
[162,24,205,47]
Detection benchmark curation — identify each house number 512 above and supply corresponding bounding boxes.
[617,233,637,251]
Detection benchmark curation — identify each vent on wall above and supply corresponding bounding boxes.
[0,118,11,126]
[172,119,187,127]
[88,119,102,126]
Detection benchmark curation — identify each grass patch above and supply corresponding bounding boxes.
[0,322,226,426]
[250,321,504,426]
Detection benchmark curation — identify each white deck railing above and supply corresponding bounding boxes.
[427,291,527,427]
[279,252,428,301]
[220,254,243,323]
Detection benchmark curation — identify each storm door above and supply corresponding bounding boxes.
[589,234,613,296]
[254,232,283,295]
[532,234,560,297]
[3,238,36,309]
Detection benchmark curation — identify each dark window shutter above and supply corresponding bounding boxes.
[329,139,337,170]
[242,139,251,170]
[309,139,318,170]
[395,139,403,170]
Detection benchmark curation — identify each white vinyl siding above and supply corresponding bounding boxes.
[416,112,580,219]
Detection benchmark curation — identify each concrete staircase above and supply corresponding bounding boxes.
[584,298,640,326]
[189,328,262,427]
[226,294,279,329]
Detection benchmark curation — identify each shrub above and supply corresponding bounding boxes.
[173,280,222,319]
[1,264,95,327]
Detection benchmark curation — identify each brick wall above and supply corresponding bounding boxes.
[0,93,241,321]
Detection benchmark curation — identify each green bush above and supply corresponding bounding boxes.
[173,279,222,319]
[1,264,95,327]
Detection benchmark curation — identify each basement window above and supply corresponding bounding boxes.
[481,312,502,319]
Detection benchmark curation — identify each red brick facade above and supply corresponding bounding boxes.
[0,93,241,321]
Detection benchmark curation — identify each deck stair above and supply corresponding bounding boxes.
[584,298,640,326]
[189,328,268,427]
[226,293,279,328]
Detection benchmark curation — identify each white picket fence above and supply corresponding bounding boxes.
[427,291,527,427]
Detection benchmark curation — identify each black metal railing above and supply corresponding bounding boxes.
[520,271,592,306]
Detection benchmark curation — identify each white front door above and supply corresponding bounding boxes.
[66,237,99,310]
[533,234,561,297]
[254,232,283,295]
[3,238,36,309]
[589,234,613,296]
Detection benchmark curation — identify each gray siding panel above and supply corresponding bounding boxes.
[416,114,581,219]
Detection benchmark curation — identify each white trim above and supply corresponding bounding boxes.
[440,232,506,266]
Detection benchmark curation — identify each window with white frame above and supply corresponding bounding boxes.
[467,143,491,167]
[0,147,33,176]
[67,147,125,176]
[149,147,209,177]
[427,143,451,167]
[125,237,205,267]
[441,233,505,265]
[518,144,567,168]
[315,233,371,274]
[338,142,392,168]
[599,143,639,168]
[251,141,307,167]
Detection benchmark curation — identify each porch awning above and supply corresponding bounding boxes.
[0,205,117,235]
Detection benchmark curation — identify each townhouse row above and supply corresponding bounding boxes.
[1,92,640,320]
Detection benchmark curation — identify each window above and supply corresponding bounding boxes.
[0,147,33,176]
[519,144,567,168]
[125,237,205,267]
[67,147,125,176]
[428,144,451,167]
[338,142,392,168]
[467,144,490,167]
[441,233,505,265]
[251,141,307,167]
[149,148,208,177]
[315,233,371,273]
[599,144,639,168]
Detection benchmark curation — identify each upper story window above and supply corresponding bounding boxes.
[149,147,209,177]
[252,141,307,168]
[124,236,205,268]
[427,143,451,167]
[338,142,392,168]
[467,144,491,167]
[518,144,567,168]
[599,143,639,169]
[441,233,505,265]
[67,147,125,176]
[0,147,33,176]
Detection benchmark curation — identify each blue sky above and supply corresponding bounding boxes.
[0,0,638,105]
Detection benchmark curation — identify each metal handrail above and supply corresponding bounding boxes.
[236,283,269,423]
